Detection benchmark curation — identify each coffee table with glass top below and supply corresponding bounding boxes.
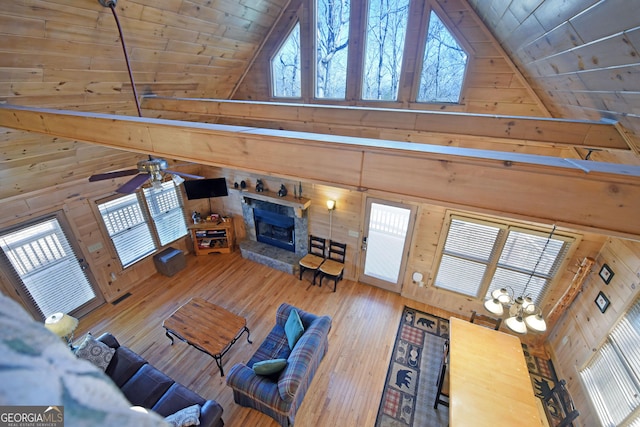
[162,297,252,376]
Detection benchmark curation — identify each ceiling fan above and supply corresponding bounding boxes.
[88,157,204,194]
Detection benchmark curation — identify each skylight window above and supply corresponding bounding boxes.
[316,0,350,99]
[362,0,410,101]
[271,22,301,98]
[417,10,468,103]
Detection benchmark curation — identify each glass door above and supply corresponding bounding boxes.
[359,198,416,293]
[0,213,103,319]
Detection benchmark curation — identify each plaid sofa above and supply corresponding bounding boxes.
[226,303,332,426]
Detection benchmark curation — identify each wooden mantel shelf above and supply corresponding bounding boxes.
[238,189,311,217]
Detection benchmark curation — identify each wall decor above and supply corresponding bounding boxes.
[595,291,610,313]
[599,263,614,284]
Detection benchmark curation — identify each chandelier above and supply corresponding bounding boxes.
[483,225,557,334]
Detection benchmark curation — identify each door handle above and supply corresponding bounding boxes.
[362,236,367,251]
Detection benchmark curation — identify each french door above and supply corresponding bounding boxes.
[0,212,103,320]
[359,198,416,293]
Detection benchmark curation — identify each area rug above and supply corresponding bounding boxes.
[375,306,450,427]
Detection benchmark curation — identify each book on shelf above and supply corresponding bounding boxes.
[199,238,212,247]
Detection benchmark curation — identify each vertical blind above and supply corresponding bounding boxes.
[581,299,640,426]
[143,181,187,246]
[0,217,96,318]
[434,216,571,304]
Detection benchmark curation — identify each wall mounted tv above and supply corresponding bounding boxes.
[183,178,228,200]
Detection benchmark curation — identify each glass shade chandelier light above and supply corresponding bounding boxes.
[484,225,557,334]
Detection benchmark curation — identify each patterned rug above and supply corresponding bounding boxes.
[375,307,560,427]
[375,306,450,427]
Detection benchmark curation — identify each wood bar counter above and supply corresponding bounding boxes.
[448,317,542,426]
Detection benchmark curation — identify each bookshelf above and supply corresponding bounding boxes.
[189,218,235,255]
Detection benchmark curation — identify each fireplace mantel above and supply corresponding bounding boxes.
[239,189,311,218]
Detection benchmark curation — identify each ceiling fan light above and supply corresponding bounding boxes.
[172,174,185,185]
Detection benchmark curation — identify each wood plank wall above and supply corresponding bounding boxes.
[232,0,550,116]
[467,0,640,158]
[547,238,640,426]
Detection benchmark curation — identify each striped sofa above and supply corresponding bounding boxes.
[226,303,332,426]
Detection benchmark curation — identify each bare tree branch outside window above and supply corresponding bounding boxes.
[418,11,468,103]
[272,22,301,98]
[316,0,350,99]
[362,0,410,101]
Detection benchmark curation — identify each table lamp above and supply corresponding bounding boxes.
[44,312,79,349]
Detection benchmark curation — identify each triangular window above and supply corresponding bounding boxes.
[417,10,468,103]
[271,22,301,98]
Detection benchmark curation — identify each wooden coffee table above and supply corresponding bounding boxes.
[162,298,252,376]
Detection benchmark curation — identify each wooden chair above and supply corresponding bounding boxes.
[433,339,450,409]
[318,240,346,292]
[542,379,579,427]
[470,310,502,330]
[298,235,326,285]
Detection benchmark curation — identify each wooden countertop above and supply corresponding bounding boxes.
[448,317,542,426]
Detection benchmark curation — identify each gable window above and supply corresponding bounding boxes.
[417,10,468,103]
[362,0,410,100]
[433,215,572,306]
[580,298,640,425]
[97,181,187,268]
[272,22,302,98]
[316,0,350,99]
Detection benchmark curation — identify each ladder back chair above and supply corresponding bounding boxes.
[318,240,346,292]
[433,339,450,409]
[470,310,502,330]
[298,235,326,285]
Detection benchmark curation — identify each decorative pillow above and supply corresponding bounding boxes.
[284,309,304,349]
[74,333,115,371]
[253,358,288,376]
[164,404,200,427]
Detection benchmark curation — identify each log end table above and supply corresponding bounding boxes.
[162,297,252,376]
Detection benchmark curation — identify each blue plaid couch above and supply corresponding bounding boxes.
[226,303,332,426]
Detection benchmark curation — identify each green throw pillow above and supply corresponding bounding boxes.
[284,309,304,349]
[253,358,288,376]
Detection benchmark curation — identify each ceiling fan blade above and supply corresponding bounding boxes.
[89,169,139,182]
[116,174,150,194]
[165,170,205,179]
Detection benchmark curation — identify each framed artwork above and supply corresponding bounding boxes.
[599,263,614,284]
[595,291,610,313]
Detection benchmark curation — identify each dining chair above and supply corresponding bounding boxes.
[433,339,450,409]
[470,310,502,330]
[318,240,346,292]
[298,235,326,285]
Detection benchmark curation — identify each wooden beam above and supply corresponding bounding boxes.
[1,104,640,239]
[141,97,632,151]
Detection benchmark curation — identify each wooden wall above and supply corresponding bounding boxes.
[233,0,550,117]
[546,238,640,426]
[468,0,640,159]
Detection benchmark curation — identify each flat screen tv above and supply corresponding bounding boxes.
[183,178,228,199]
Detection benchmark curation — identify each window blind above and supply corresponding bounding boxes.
[98,193,156,267]
[581,299,640,426]
[143,181,187,246]
[0,217,96,318]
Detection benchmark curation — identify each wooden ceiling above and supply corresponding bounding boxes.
[1,0,639,200]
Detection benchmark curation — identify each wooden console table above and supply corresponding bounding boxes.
[189,218,235,255]
[448,317,542,426]
[163,298,252,376]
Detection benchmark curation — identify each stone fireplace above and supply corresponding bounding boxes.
[239,190,311,274]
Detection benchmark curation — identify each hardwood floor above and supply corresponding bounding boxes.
[77,251,456,427]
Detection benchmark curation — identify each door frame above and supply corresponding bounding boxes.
[358,197,417,293]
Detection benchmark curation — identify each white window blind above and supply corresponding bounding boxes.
[98,193,156,268]
[143,181,187,246]
[581,300,640,426]
[434,216,571,304]
[0,217,96,318]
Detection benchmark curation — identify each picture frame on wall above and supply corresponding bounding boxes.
[595,291,610,313]
[599,263,614,284]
